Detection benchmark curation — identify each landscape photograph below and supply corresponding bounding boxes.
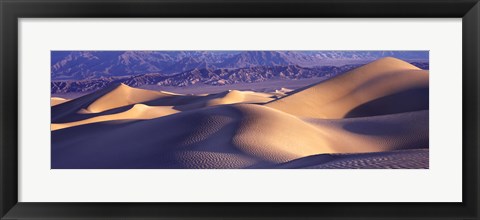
[51,51,429,169]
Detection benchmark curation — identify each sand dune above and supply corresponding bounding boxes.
[51,97,69,106]
[303,110,428,153]
[51,57,429,169]
[85,83,173,113]
[265,57,428,119]
[52,103,427,168]
[272,149,428,169]
[52,85,274,125]
[203,90,274,106]
[84,84,272,113]
[52,104,329,168]
[176,90,274,111]
[52,83,158,122]
[51,104,179,131]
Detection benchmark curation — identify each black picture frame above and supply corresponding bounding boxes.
[1,0,479,219]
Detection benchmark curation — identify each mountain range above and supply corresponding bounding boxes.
[51,64,365,93]
[51,51,429,80]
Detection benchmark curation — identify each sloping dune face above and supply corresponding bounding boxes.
[274,149,429,169]
[51,97,69,106]
[265,57,429,119]
[51,83,173,122]
[51,84,275,126]
[52,104,428,169]
[86,83,171,113]
[51,104,179,131]
[52,104,331,168]
[207,90,273,105]
[177,90,274,111]
[304,110,428,153]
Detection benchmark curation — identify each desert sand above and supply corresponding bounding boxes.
[51,57,429,169]
[266,57,428,118]
[51,97,69,106]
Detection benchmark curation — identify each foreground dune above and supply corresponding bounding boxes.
[303,110,428,154]
[272,149,428,169]
[265,57,429,119]
[52,103,427,168]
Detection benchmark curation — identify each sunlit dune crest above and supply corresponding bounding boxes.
[51,104,179,131]
[86,83,173,113]
[266,57,428,119]
[51,84,278,126]
[51,97,69,106]
[188,89,273,106]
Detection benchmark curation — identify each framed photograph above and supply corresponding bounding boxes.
[1,0,479,219]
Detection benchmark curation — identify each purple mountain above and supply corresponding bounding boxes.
[51,51,428,80]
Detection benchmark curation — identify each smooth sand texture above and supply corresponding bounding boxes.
[52,84,274,124]
[177,90,274,111]
[51,104,179,131]
[51,97,69,106]
[91,86,275,112]
[51,57,429,169]
[52,104,428,168]
[265,57,429,119]
[303,110,428,153]
[86,83,172,113]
